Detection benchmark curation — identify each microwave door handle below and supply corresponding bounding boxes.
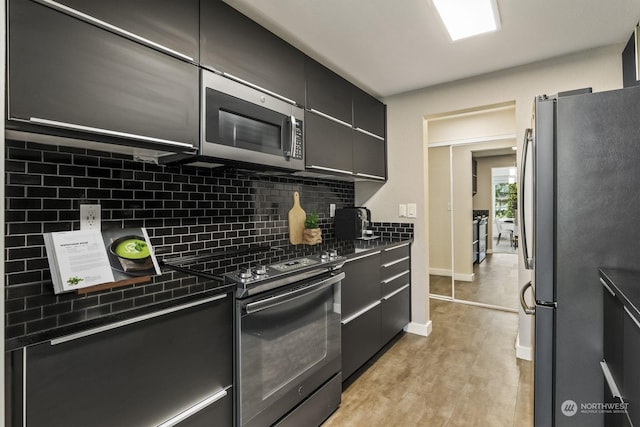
[284,115,296,158]
[520,128,533,270]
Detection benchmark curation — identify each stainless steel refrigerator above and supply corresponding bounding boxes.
[520,85,640,426]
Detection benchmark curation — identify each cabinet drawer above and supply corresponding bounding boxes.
[381,286,411,345]
[381,269,410,297]
[341,303,381,380]
[381,243,410,265]
[381,256,410,281]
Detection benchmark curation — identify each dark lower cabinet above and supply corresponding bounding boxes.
[42,0,199,62]
[7,0,199,151]
[305,112,354,175]
[380,286,411,345]
[200,0,305,105]
[341,303,382,380]
[341,243,411,382]
[6,295,233,427]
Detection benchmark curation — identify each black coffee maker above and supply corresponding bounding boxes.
[335,207,377,240]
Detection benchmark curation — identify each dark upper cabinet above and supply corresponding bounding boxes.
[305,57,353,124]
[7,0,199,151]
[353,130,387,180]
[200,1,305,105]
[622,29,640,88]
[305,112,354,175]
[43,0,199,62]
[353,86,386,138]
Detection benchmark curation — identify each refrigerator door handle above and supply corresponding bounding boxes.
[520,281,536,315]
[520,128,533,270]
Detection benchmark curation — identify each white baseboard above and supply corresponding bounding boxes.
[515,333,533,361]
[404,320,432,337]
[454,272,474,282]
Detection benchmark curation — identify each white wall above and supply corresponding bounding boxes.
[356,44,624,348]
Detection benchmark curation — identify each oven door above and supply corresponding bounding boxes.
[202,70,304,171]
[237,272,343,427]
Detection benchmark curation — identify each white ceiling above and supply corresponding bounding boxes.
[223,0,640,98]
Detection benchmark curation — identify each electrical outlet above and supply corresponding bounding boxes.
[407,203,417,218]
[80,204,101,231]
[330,203,336,218]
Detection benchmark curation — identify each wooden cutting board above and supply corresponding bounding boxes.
[288,191,306,244]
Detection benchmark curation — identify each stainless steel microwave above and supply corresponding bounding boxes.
[200,70,304,171]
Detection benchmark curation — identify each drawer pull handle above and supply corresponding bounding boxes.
[382,284,410,301]
[307,165,353,175]
[354,172,386,180]
[50,294,227,345]
[157,386,230,427]
[381,256,410,268]
[381,270,410,284]
[354,127,385,141]
[341,301,381,325]
[383,242,410,252]
[345,251,381,263]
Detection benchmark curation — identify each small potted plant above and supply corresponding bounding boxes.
[303,212,322,245]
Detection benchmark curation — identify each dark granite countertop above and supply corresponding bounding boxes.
[6,238,411,351]
[599,268,640,319]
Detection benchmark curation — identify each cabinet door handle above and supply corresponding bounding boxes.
[354,172,386,180]
[383,242,410,252]
[307,165,354,175]
[600,360,622,399]
[223,72,296,105]
[624,306,640,330]
[29,117,196,151]
[50,294,227,345]
[157,386,230,427]
[354,127,385,141]
[599,277,616,297]
[519,281,536,315]
[308,109,352,128]
[36,0,194,62]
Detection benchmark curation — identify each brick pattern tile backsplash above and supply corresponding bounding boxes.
[4,140,373,343]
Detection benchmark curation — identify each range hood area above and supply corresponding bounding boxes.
[5,0,387,182]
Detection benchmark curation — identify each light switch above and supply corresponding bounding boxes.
[407,203,417,218]
[398,204,407,217]
[330,204,336,218]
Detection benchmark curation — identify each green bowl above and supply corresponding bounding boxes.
[110,235,150,262]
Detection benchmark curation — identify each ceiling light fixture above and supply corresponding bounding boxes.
[432,0,501,41]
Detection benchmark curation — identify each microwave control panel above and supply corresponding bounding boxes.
[291,119,303,159]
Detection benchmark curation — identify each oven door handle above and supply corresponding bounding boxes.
[244,272,345,315]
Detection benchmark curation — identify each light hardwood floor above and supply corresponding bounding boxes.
[323,299,533,426]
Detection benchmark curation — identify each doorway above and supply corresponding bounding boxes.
[426,102,519,312]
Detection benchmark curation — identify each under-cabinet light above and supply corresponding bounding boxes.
[432,0,501,41]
